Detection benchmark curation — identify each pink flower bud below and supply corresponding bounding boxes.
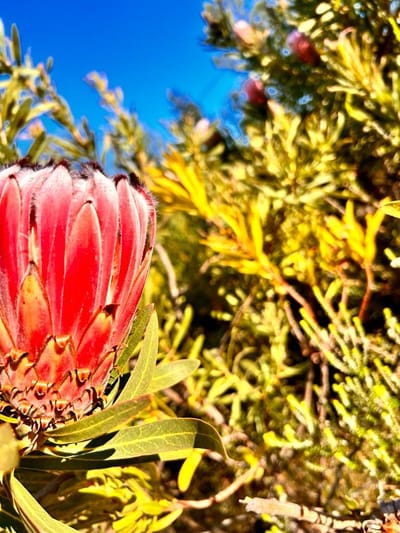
[243,78,267,106]
[288,30,320,66]
[233,20,257,46]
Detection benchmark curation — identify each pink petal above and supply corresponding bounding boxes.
[61,202,102,341]
[0,177,22,335]
[16,263,52,360]
[75,306,115,370]
[91,169,118,305]
[35,164,73,330]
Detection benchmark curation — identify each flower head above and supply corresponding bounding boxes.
[0,161,156,430]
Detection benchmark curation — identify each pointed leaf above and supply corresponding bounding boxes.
[148,359,199,393]
[86,417,226,460]
[11,24,21,65]
[9,474,77,532]
[113,304,153,376]
[177,449,203,492]
[381,201,400,219]
[0,493,26,533]
[45,397,150,444]
[116,311,158,402]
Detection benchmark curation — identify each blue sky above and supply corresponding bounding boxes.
[0,1,239,138]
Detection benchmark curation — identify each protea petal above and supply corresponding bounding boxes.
[91,168,119,304]
[0,314,14,364]
[35,164,72,329]
[16,263,52,360]
[0,161,156,431]
[0,177,21,335]
[34,336,75,386]
[75,306,115,370]
[61,201,102,340]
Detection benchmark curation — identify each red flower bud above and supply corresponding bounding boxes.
[243,78,268,106]
[288,30,320,66]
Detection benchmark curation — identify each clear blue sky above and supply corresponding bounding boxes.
[0,1,238,137]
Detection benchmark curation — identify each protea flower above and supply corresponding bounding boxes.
[0,160,156,431]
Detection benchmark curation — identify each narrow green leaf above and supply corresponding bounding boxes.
[148,359,199,393]
[116,311,158,402]
[9,474,77,532]
[381,201,400,219]
[20,453,156,472]
[11,24,21,66]
[44,397,150,444]
[113,304,153,375]
[86,418,226,460]
[7,98,32,141]
[0,493,26,533]
[27,131,48,162]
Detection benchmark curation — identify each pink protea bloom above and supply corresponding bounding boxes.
[0,160,156,430]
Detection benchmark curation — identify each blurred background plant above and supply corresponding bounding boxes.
[2,0,400,531]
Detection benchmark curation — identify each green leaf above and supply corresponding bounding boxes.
[44,397,150,444]
[148,359,199,393]
[22,419,226,470]
[116,311,158,402]
[27,131,48,162]
[11,24,21,66]
[9,474,77,532]
[85,417,226,460]
[381,201,400,219]
[7,97,32,141]
[113,304,153,376]
[0,493,26,533]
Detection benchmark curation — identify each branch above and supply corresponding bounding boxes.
[241,497,365,531]
[177,467,259,510]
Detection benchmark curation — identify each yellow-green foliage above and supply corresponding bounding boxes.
[2,2,400,531]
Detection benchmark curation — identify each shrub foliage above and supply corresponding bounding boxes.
[1,1,400,531]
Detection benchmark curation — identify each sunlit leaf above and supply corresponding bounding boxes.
[116,311,158,402]
[177,449,203,492]
[381,201,400,219]
[9,474,77,532]
[21,419,225,472]
[44,397,150,444]
[148,359,199,393]
[113,304,153,375]
[88,418,226,460]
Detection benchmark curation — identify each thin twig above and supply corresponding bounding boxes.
[155,242,180,301]
[241,497,364,531]
[177,467,259,510]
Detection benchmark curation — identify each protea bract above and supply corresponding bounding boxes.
[0,160,156,431]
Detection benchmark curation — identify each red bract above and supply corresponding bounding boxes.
[0,161,156,430]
